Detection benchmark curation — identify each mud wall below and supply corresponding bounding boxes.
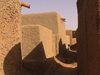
[77,0,100,75]
[65,35,70,48]
[21,25,54,74]
[57,14,70,48]
[22,12,58,34]
[72,31,77,38]
[22,12,69,49]
[0,0,21,75]
[21,25,53,60]
[72,38,76,45]
[66,30,73,45]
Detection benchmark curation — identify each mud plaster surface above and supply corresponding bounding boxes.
[0,0,21,75]
[22,25,53,60]
[77,0,100,75]
[22,12,69,49]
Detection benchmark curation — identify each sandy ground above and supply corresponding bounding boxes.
[22,44,77,75]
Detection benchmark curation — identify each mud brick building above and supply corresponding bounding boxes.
[66,30,77,45]
[77,0,100,75]
[0,0,77,75]
[0,0,22,75]
[21,25,53,59]
[21,12,72,73]
[21,12,70,56]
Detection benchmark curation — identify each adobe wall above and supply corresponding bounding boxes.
[65,35,70,48]
[57,14,70,48]
[66,30,73,45]
[77,0,100,75]
[21,25,54,74]
[22,12,69,49]
[21,25,53,60]
[72,38,76,45]
[22,12,58,34]
[52,34,59,56]
[0,0,21,75]
[72,31,77,38]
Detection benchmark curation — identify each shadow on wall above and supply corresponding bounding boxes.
[23,42,46,62]
[56,39,77,64]
[22,42,47,75]
[3,43,22,75]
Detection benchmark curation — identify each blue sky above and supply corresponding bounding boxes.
[21,0,78,30]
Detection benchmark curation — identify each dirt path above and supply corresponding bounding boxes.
[22,57,77,75]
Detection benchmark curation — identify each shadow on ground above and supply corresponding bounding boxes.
[70,43,77,51]
[3,41,77,75]
[56,39,77,64]
[22,41,77,75]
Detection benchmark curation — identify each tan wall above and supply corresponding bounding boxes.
[22,12,58,34]
[66,30,73,45]
[77,0,100,75]
[52,34,59,56]
[22,25,53,61]
[65,35,70,48]
[72,38,76,45]
[0,0,21,75]
[40,25,53,58]
[22,12,70,51]
[21,25,54,74]
[57,14,70,48]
